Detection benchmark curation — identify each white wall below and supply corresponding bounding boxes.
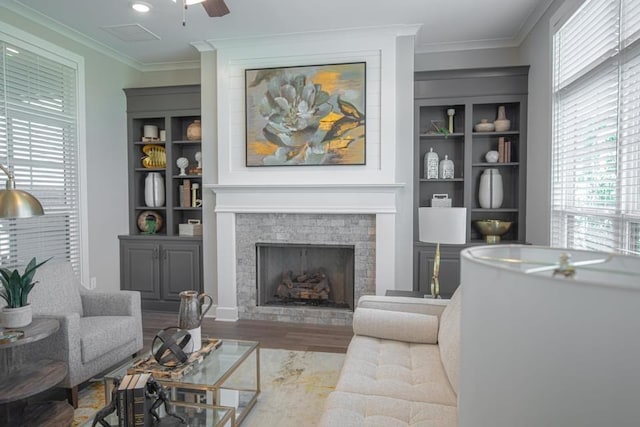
[1,7,199,291]
[415,47,522,72]
[518,0,572,245]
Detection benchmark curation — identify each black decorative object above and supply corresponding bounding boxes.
[146,377,186,425]
[151,327,191,367]
[92,377,121,427]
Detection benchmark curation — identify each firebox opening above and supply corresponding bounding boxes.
[256,243,355,311]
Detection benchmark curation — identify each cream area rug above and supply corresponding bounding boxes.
[73,349,345,427]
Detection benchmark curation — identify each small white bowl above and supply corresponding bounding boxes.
[474,119,495,132]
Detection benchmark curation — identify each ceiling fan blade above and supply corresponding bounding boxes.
[202,0,230,17]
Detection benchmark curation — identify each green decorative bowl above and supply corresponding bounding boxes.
[474,220,513,244]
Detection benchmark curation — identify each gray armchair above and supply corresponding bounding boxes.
[26,261,143,407]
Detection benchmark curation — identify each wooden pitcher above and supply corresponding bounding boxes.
[178,290,213,330]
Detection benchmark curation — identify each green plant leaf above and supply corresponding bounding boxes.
[0,257,51,308]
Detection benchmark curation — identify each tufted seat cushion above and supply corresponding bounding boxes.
[320,390,457,427]
[334,335,457,406]
[80,316,137,363]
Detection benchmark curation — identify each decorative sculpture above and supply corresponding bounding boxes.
[92,378,121,427]
[151,327,191,367]
[146,377,186,425]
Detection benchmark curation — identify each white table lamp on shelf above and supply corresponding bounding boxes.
[418,207,467,298]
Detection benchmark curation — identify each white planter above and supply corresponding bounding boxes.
[1,304,32,328]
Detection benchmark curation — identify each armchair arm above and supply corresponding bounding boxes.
[353,308,439,343]
[81,290,141,317]
[357,295,449,318]
[31,313,81,361]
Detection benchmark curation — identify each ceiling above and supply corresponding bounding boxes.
[1,0,553,71]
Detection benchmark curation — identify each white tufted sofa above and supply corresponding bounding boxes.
[319,288,461,426]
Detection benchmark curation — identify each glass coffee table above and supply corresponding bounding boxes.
[103,339,260,426]
[82,401,235,427]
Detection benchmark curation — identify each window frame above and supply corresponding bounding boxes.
[550,0,640,255]
[0,22,89,283]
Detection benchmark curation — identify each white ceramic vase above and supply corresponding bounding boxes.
[1,305,32,328]
[478,168,503,209]
[144,172,165,207]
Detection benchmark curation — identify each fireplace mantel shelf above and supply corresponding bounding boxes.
[206,183,404,214]
[205,183,405,192]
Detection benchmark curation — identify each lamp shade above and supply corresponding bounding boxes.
[0,189,44,218]
[419,207,467,244]
[459,245,640,427]
[0,164,44,218]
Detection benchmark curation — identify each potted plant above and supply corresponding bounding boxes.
[0,257,51,328]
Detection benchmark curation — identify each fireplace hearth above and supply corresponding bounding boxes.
[256,243,355,311]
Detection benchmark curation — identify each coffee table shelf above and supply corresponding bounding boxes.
[105,339,260,426]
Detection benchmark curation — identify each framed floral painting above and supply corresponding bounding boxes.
[245,62,366,166]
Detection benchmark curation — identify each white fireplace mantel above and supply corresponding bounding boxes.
[206,183,404,214]
[206,183,405,321]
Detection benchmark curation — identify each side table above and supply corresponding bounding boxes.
[385,290,452,299]
[0,318,74,426]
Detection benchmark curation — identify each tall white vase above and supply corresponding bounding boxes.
[145,172,165,207]
[478,168,503,208]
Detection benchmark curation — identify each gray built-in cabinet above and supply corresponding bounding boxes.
[413,67,529,296]
[119,85,203,311]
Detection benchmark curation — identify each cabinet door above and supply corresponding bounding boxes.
[416,245,462,298]
[160,241,202,301]
[120,240,160,300]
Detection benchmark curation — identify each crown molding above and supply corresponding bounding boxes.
[415,0,554,54]
[206,24,422,50]
[415,37,517,54]
[2,1,200,72]
[513,0,556,46]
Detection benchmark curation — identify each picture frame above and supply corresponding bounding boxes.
[245,62,366,167]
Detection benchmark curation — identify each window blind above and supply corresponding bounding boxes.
[0,40,80,269]
[552,0,640,255]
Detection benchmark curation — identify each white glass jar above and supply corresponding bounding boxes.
[424,148,439,179]
[439,155,454,179]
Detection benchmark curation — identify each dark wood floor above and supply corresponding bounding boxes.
[142,311,353,354]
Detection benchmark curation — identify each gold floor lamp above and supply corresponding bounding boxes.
[0,164,44,218]
[418,207,467,298]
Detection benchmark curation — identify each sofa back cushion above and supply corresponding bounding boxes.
[438,286,461,395]
[30,261,83,316]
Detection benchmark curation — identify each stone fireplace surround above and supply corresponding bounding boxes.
[237,213,375,325]
[208,184,403,324]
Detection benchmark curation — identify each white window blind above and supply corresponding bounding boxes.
[552,0,640,255]
[0,39,80,269]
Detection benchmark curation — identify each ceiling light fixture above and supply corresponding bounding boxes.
[132,2,152,13]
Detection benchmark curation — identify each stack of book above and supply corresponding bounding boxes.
[497,137,513,163]
[117,373,152,427]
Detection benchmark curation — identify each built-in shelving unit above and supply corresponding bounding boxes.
[119,85,203,311]
[413,67,529,295]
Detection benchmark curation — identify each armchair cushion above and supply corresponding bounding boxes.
[354,308,439,344]
[80,316,138,364]
[31,262,83,316]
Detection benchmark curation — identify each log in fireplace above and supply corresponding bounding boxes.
[256,243,355,310]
